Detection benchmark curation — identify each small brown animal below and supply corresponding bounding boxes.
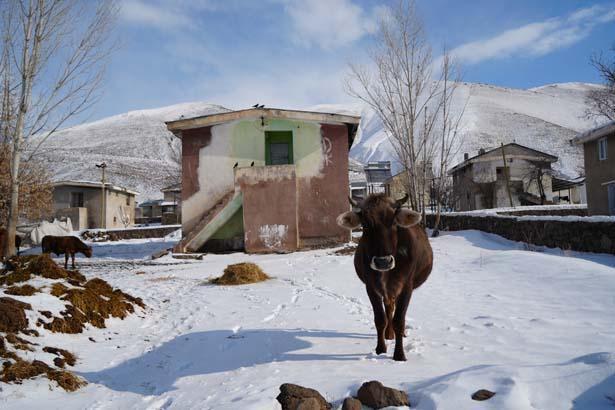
[41,235,93,269]
[337,194,433,361]
[0,228,22,260]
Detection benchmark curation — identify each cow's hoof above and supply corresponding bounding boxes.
[393,351,407,361]
[375,345,387,355]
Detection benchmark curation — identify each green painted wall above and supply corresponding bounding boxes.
[211,205,244,239]
[209,118,323,243]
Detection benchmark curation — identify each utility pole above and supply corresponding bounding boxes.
[96,162,107,229]
[500,144,514,208]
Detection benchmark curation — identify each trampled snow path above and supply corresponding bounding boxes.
[2,232,615,409]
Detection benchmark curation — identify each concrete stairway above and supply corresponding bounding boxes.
[175,191,243,252]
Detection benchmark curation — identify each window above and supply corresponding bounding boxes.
[70,192,84,208]
[265,131,293,165]
[126,196,130,206]
[599,137,608,161]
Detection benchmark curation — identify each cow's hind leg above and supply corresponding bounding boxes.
[71,253,76,269]
[64,254,69,270]
[366,287,387,355]
[392,288,412,361]
[384,298,395,340]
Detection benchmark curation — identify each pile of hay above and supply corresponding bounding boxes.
[0,254,145,391]
[210,262,270,285]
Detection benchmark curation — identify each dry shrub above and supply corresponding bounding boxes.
[42,278,145,334]
[47,369,86,391]
[5,333,36,351]
[0,359,85,391]
[0,255,85,286]
[0,359,50,383]
[43,346,76,366]
[5,284,38,296]
[0,336,19,360]
[0,297,31,333]
[0,256,141,392]
[210,262,270,285]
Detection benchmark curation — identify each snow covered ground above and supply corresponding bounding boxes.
[2,231,615,409]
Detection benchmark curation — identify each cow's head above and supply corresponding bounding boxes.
[337,194,421,272]
[83,246,93,258]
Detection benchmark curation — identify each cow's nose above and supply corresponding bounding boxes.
[371,255,395,271]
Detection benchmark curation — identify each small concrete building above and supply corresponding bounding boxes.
[166,107,360,253]
[574,121,615,215]
[161,183,181,225]
[53,181,138,230]
[449,143,557,211]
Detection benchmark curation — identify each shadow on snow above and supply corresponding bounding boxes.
[79,328,371,396]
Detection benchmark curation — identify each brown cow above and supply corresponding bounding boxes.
[337,194,433,361]
[0,228,22,260]
[41,235,93,269]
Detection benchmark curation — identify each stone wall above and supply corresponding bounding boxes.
[82,225,180,241]
[497,208,588,217]
[426,214,614,254]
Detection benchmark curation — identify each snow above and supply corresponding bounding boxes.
[3,230,615,409]
[349,82,605,179]
[28,102,230,201]
[28,82,600,203]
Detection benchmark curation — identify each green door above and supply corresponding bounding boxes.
[265,131,293,165]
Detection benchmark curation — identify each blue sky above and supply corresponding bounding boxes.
[87,0,615,122]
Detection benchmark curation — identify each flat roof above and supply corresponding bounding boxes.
[574,121,615,145]
[53,180,139,196]
[165,107,361,134]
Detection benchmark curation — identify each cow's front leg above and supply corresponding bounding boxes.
[366,287,387,355]
[392,287,412,361]
[384,298,395,340]
[71,252,76,269]
[64,253,69,269]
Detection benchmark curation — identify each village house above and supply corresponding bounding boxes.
[52,180,137,230]
[166,107,360,253]
[384,163,435,209]
[449,143,558,211]
[574,121,615,215]
[161,183,182,225]
[136,199,163,224]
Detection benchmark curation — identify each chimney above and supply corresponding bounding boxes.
[478,148,486,155]
[464,153,469,160]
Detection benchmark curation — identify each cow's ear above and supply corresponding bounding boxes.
[395,209,421,227]
[336,211,361,230]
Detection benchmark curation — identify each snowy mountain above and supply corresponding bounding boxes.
[347,82,604,179]
[30,102,229,201]
[32,82,602,202]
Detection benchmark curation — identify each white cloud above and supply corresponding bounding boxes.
[449,4,615,65]
[120,0,192,29]
[284,0,378,50]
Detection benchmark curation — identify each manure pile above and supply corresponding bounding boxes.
[0,254,145,391]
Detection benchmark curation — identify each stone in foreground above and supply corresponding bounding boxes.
[356,380,409,409]
[276,383,331,410]
[472,389,496,401]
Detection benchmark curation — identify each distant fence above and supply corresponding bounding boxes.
[426,214,615,254]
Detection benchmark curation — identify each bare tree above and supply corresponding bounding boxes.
[586,46,615,121]
[346,0,441,211]
[431,50,466,236]
[1,0,118,256]
[346,0,465,219]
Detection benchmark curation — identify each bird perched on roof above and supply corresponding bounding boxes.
[250,161,255,166]
[233,162,238,168]
[257,104,265,108]
[252,103,259,108]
